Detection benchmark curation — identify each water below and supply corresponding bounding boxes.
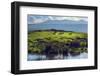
[28,52,88,61]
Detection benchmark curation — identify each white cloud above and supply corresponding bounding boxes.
[28,15,87,24]
[48,16,54,20]
[28,16,48,24]
[31,19,48,24]
[48,16,87,21]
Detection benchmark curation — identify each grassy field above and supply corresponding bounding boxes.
[28,30,88,57]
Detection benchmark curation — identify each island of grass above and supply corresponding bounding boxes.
[28,29,88,60]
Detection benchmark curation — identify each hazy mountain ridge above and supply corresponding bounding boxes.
[28,29,87,34]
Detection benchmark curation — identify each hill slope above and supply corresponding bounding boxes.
[28,30,88,56]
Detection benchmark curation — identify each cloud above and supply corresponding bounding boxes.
[32,19,48,24]
[28,15,48,24]
[28,15,88,24]
[48,16,87,21]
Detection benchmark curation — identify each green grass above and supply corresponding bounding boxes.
[28,31,87,42]
[28,30,88,54]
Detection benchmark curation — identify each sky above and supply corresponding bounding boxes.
[28,15,88,24]
[28,15,88,33]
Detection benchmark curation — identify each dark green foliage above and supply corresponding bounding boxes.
[28,30,88,55]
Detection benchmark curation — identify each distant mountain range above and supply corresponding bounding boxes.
[30,29,73,32]
[28,19,87,33]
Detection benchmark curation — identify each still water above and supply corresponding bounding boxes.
[28,52,88,61]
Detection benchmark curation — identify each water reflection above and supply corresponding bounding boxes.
[28,52,88,61]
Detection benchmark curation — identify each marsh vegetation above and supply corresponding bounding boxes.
[28,29,88,60]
